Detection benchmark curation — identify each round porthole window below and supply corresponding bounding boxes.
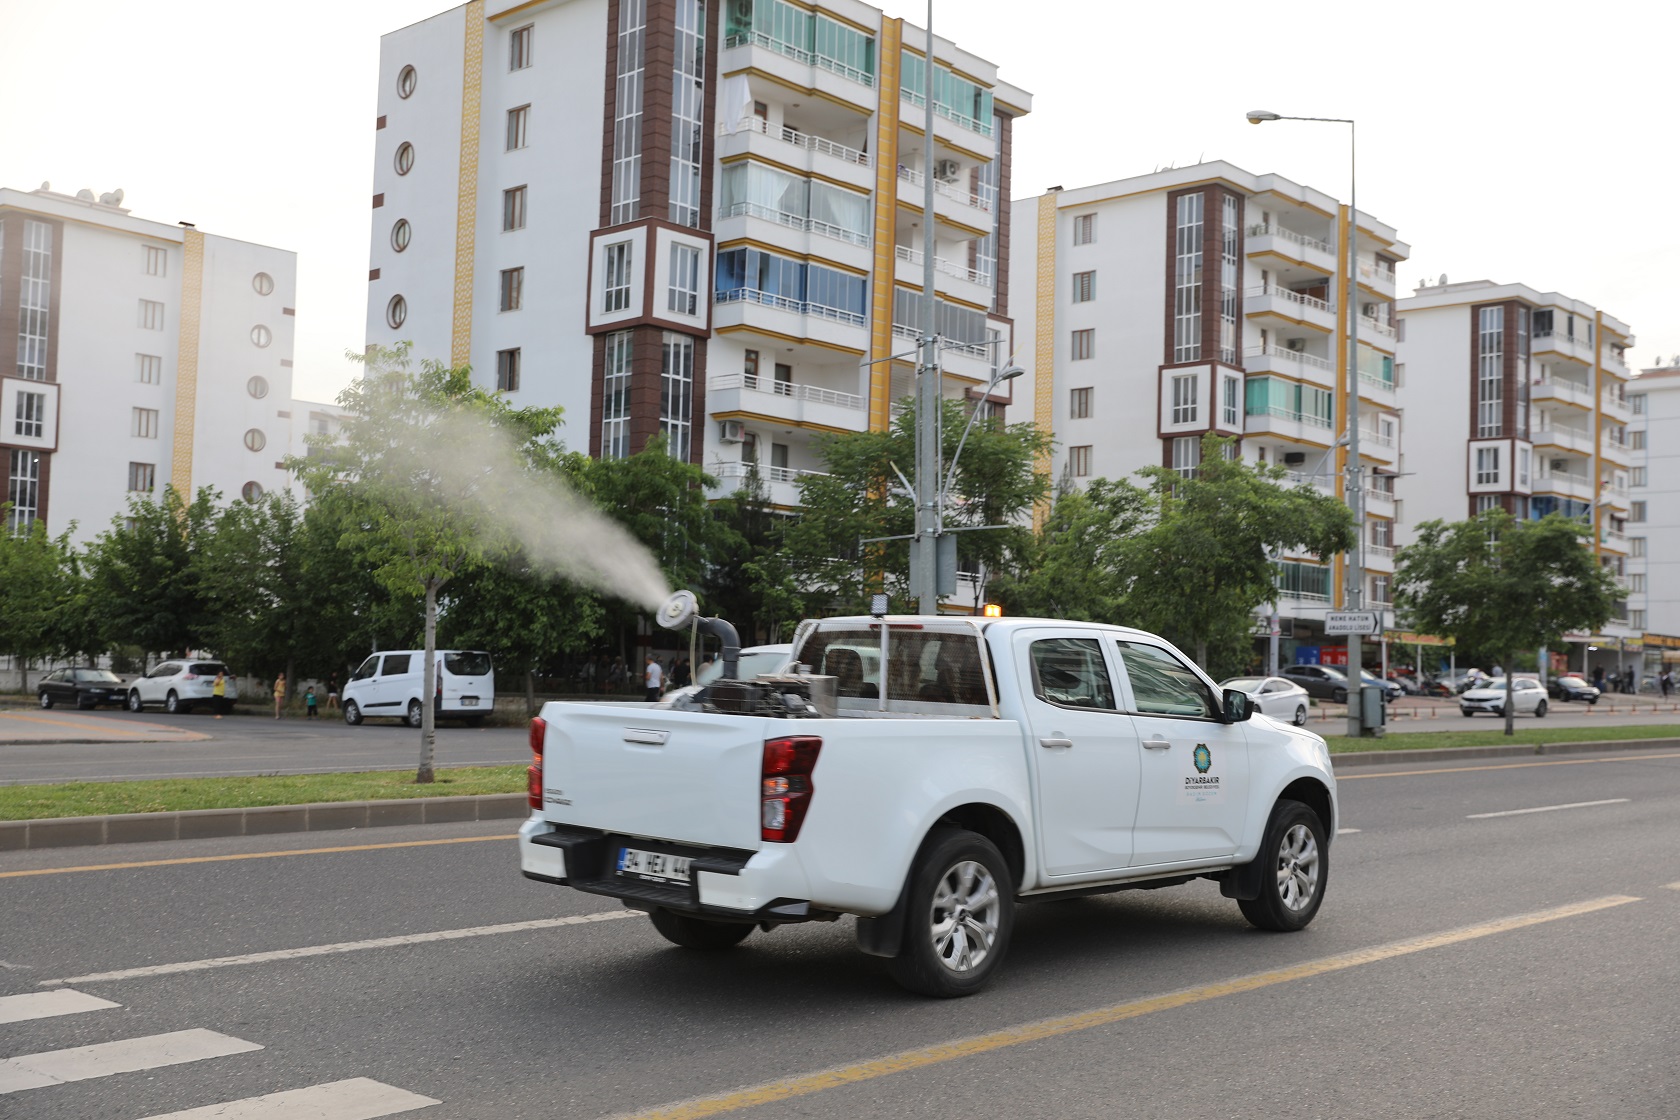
[386,294,407,329]
[395,142,415,175]
[242,481,265,502]
[247,375,269,399]
[251,324,272,348]
[397,65,417,99]
[252,272,274,296]
[244,428,267,452]
[391,219,411,252]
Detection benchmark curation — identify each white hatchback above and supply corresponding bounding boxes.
[1220,676,1312,726]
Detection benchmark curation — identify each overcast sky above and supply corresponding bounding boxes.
[3,0,1673,405]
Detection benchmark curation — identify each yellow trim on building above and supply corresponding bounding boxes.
[717,152,875,194]
[709,410,855,436]
[713,324,865,357]
[451,1,485,368]
[866,17,904,432]
[717,68,871,114]
[1032,192,1058,529]
[170,227,205,497]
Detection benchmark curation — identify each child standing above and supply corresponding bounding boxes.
[305,686,318,719]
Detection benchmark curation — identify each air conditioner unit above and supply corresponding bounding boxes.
[718,420,746,444]
[1285,338,1306,352]
[1550,459,1568,472]
[1361,303,1376,317]
[1283,452,1307,466]
[935,159,961,182]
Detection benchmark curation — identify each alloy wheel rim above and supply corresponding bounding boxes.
[1275,823,1320,911]
[928,859,1000,973]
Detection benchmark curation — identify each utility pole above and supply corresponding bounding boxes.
[912,0,941,615]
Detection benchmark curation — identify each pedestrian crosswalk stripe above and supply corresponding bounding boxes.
[0,989,119,1025]
[136,1076,440,1118]
[0,1028,262,1094]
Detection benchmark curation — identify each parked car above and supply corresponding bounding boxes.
[342,649,494,727]
[1460,677,1548,718]
[127,661,239,714]
[1281,663,1351,704]
[1358,669,1404,704]
[38,667,127,710]
[1220,676,1311,726]
[1547,674,1601,704]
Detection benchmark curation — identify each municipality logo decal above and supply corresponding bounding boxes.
[1193,744,1212,774]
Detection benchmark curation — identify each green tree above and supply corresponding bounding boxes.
[440,557,605,714]
[82,485,222,659]
[1396,509,1621,736]
[0,514,76,688]
[700,463,803,643]
[988,478,1146,622]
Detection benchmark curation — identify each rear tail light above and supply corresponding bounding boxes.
[182,673,198,681]
[761,735,822,843]
[526,717,546,810]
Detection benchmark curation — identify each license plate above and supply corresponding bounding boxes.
[617,847,692,884]
[459,697,479,707]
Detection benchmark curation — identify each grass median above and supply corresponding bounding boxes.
[1322,723,1680,753]
[0,766,526,822]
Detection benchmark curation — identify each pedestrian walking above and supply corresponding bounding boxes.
[607,656,626,694]
[272,672,286,719]
[325,673,340,712]
[1661,668,1672,698]
[304,686,319,719]
[212,670,227,719]
[644,653,664,701]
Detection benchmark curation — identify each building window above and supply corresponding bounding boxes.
[14,392,45,439]
[1172,435,1200,478]
[1632,466,1647,487]
[1222,375,1239,427]
[1632,537,1646,557]
[506,105,530,150]
[1475,494,1502,513]
[144,245,167,277]
[397,64,417,98]
[1632,609,1647,630]
[251,324,272,348]
[1477,306,1503,437]
[601,329,633,459]
[386,294,407,329]
[1219,194,1239,363]
[1370,575,1391,607]
[669,0,706,227]
[661,331,694,460]
[253,272,275,296]
[243,428,267,452]
[668,243,701,315]
[510,24,533,70]
[1072,213,1095,246]
[247,375,269,399]
[8,450,41,533]
[132,408,159,439]
[1518,446,1531,488]
[497,348,521,392]
[1631,429,1646,451]
[744,349,759,376]
[1173,192,1204,363]
[391,219,412,252]
[139,299,165,331]
[128,462,156,492]
[1072,271,1095,303]
[18,220,51,380]
[1631,501,1646,522]
[242,481,265,503]
[503,186,526,231]
[1630,573,1646,593]
[1171,373,1198,425]
[1475,446,1501,486]
[610,0,647,225]
[1071,329,1094,361]
[137,354,162,384]
[499,267,524,312]
[394,142,415,175]
[1069,445,1092,477]
[1631,393,1646,415]
[1070,387,1092,419]
[603,241,633,312]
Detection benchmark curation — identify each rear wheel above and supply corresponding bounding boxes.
[128,691,144,713]
[1535,700,1548,718]
[648,909,753,950]
[1237,800,1328,932]
[165,691,186,715]
[1293,704,1307,727]
[887,829,1015,998]
[38,691,53,709]
[405,699,424,728]
[343,700,363,726]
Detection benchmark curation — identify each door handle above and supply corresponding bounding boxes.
[1142,738,1172,750]
[1038,737,1073,750]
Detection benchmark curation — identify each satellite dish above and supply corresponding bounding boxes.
[1439,273,1448,285]
[76,188,95,201]
[39,181,50,191]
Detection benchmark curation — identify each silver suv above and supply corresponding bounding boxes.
[127,660,240,715]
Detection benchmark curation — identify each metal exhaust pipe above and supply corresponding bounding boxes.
[655,590,742,680]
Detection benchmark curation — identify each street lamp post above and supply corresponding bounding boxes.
[913,0,942,615]
[1248,109,1366,737]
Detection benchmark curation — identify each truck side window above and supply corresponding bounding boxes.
[351,655,380,681]
[381,654,412,676]
[1029,638,1116,710]
[1114,641,1216,719]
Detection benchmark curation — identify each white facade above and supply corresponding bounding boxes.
[0,186,298,544]
[1626,364,1680,667]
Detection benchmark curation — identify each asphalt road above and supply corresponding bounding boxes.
[3,747,1678,1118]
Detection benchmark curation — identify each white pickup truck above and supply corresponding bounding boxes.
[519,611,1337,997]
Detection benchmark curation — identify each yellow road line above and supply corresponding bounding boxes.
[0,711,203,738]
[608,895,1641,1120]
[1338,751,1680,780]
[0,834,518,880]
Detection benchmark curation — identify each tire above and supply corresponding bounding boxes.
[78,696,96,711]
[1293,704,1307,727]
[128,690,144,713]
[887,829,1015,998]
[1237,799,1329,932]
[165,691,182,715]
[405,699,424,728]
[38,691,53,710]
[344,700,363,726]
[647,909,753,950]
[1331,687,1347,705]
[1462,709,1473,717]
[1535,700,1548,718]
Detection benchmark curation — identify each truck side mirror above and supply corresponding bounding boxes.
[1221,688,1253,723]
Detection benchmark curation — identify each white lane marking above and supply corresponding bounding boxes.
[1665,882,1680,892]
[0,989,119,1025]
[40,910,639,988]
[1337,828,1361,834]
[0,1028,261,1094]
[1468,798,1630,819]
[137,1077,440,1119]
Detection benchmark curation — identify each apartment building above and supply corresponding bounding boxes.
[366,0,1030,515]
[1395,279,1639,677]
[1627,361,1680,679]
[0,186,298,544]
[1009,162,1409,661]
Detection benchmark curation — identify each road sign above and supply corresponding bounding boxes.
[1324,611,1382,636]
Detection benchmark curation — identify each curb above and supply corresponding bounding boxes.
[1331,737,1680,768]
[0,793,528,853]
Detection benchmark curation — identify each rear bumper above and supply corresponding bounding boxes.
[518,816,824,923]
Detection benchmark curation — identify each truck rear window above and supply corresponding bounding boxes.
[443,652,492,676]
[796,627,988,707]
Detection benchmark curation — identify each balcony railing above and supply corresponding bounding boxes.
[716,117,872,167]
[1247,223,1334,256]
[1360,427,1396,448]
[1359,317,1396,340]
[710,371,865,412]
[1246,284,1335,315]
[714,460,832,486]
[890,322,993,359]
[899,89,993,136]
[1249,405,1333,430]
[1245,343,1333,371]
[1367,544,1395,560]
[896,165,994,213]
[1359,370,1396,392]
[716,201,871,247]
[1358,262,1398,286]
[715,287,867,327]
[722,31,876,89]
[894,244,992,287]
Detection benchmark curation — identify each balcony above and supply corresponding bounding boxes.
[709,371,867,431]
[1364,486,1396,518]
[890,323,997,382]
[1365,545,1396,572]
[1358,370,1397,410]
[894,244,993,305]
[1532,330,1595,368]
[1358,260,1398,297]
[713,205,872,273]
[1601,439,1631,468]
[899,87,996,151]
[1358,316,1396,348]
[895,165,994,234]
[1244,344,1334,385]
[1246,404,1335,443]
[1531,377,1594,411]
[711,459,832,508]
[1534,473,1594,501]
[1245,224,1337,274]
[1534,428,1594,457]
[1603,350,1630,377]
[719,32,877,114]
[713,288,869,352]
[1601,390,1632,424]
[715,118,873,190]
[1283,469,1335,494]
[1245,284,1336,333]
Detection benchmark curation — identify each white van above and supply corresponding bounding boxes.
[342,650,494,727]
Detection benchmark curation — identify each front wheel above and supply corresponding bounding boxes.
[1237,800,1328,932]
[128,690,144,713]
[1293,704,1307,727]
[405,699,424,728]
[1535,700,1548,718]
[887,829,1015,998]
[343,700,363,726]
[1331,688,1347,705]
[38,691,53,710]
[648,909,753,950]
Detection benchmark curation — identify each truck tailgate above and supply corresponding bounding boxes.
[538,703,765,851]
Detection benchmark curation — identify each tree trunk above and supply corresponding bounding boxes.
[1503,652,1515,737]
[525,668,537,717]
[1195,640,1208,671]
[19,656,29,695]
[417,580,439,784]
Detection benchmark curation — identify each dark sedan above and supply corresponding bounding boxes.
[1547,674,1600,704]
[1281,663,1351,703]
[38,668,128,710]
